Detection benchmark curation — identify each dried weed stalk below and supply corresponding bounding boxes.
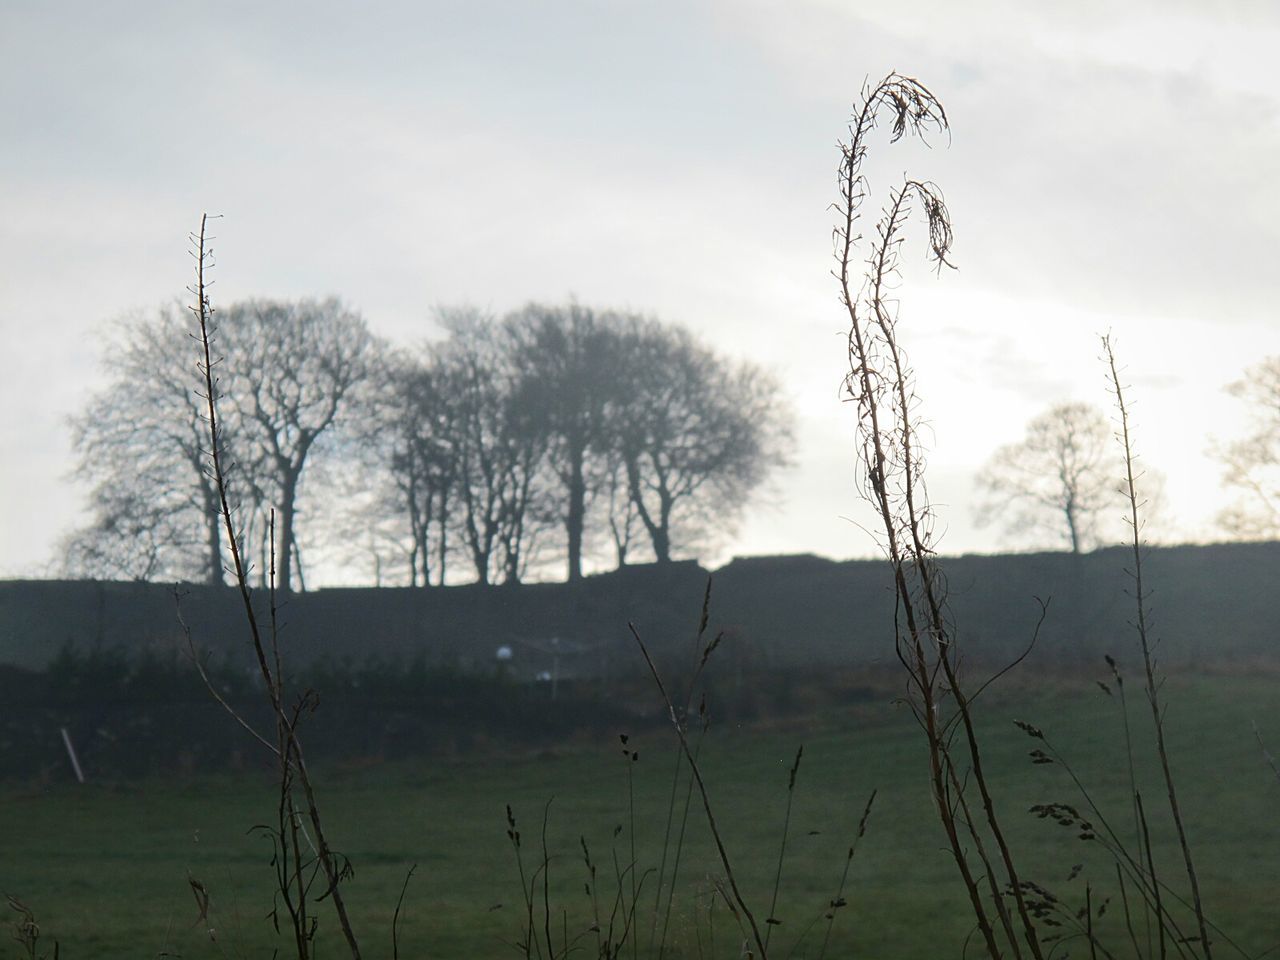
[836,73,1045,960]
[1103,335,1213,958]
[186,214,361,959]
[1001,349,1233,960]
[505,579,874,960]
[6,895,57,960]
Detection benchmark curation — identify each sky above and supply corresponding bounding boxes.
[2,0,1279,583]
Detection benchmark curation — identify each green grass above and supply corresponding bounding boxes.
[4,671,1278,959]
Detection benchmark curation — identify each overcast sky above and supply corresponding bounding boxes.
[3,1,1278,582]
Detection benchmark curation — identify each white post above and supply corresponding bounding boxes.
[60,727,85,784]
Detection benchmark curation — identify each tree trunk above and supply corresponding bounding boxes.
[652,525,671,564]
[566,442,586,582]
[201,477,225,586]
[292,529,307,592]
[626,455,670,563]
[437,489,449,586]
[277,472,299,593]
[654,490,673,563]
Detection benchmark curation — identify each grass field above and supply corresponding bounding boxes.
[5,670,1278,959]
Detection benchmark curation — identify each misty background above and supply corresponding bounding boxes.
[3,0,1279,583]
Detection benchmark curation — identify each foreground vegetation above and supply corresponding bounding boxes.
[13,71,1276,960]
[6,670,1277,959]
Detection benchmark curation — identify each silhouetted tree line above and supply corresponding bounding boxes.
[63,300,790,590]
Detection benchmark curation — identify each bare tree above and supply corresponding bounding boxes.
[612,320,790,564]
[505,303,621,581]
[602,451,640,567]
[64,305,226,584]
[220,298,381,593]
[975,401,1121,553]
[441,311,553,584]
[62,483,197,582]
[836,72,1052,960]
[503,303,792,573]
[186,213,363,960]
[349,348,461,587]
[1216,355,1280,538]
[67,299,383,590]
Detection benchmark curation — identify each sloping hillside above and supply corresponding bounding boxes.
[2,542,1276,675]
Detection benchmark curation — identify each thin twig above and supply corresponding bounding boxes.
[391,863,417,960]
[188,214,362,958]
[764,745,803,951]
[630,622,769,960]
[1103,334,1212,960]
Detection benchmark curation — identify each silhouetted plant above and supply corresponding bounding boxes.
[184,214,362,959]
[1007,338,1223,960]
[6,895,58,960]
[836,72,1050,959]
[502,579,877,960]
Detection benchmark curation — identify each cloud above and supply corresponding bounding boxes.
[723,1,1280,324]
[4,0,1280,576]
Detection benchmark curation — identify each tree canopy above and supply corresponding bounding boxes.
[974,401,1121,554]
[64,300,791,586]
[1217,355,1280,539]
